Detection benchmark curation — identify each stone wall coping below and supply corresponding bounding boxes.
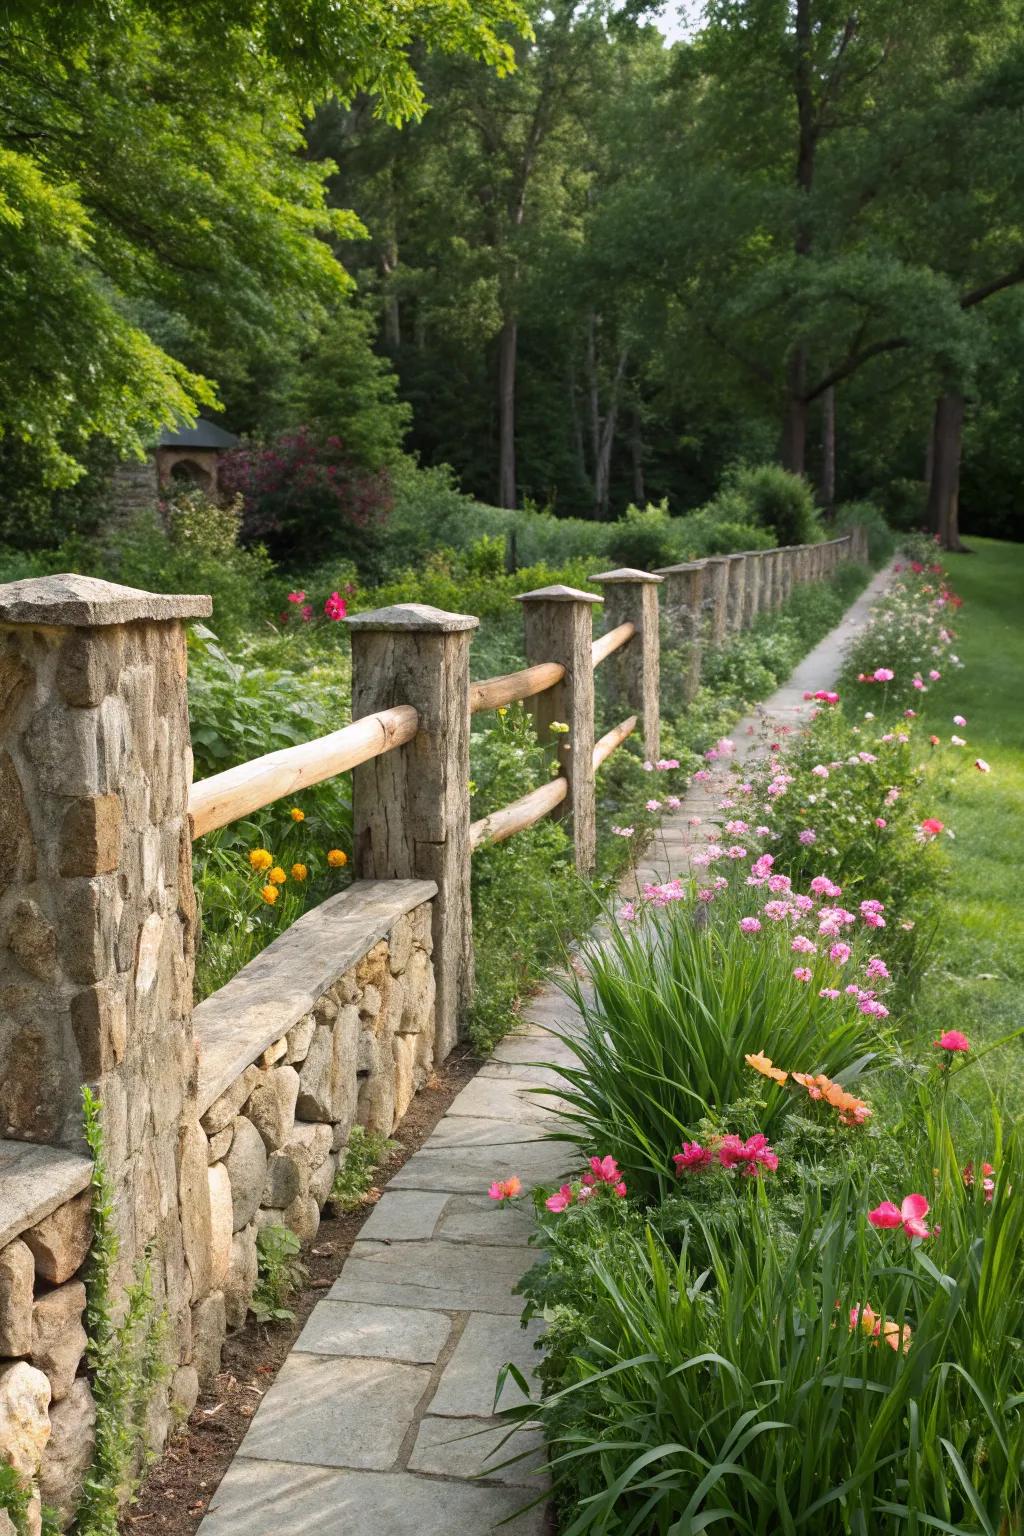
[0,1140,93,1250]
[193,879,438,1114]
[345,602,478,633]
[0,573,212,626]
[588,567,664,584]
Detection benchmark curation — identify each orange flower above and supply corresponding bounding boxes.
[249,848,273,872]
[290,807,305,822]
[880,1319,913,1354]
[744,1051,788,1085]
[260,884,279,905]
[793,1071,832,1100]
[268,865,287,885]
[327,848,348,868]
[291,863,308,882]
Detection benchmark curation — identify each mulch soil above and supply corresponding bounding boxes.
[120,1044,483,1535]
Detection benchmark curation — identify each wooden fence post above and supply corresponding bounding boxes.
[515,584,602,874]
[743,550,765,627]
[654,560,705,705]
[590,567,663,761]
[725,553,747,633]
[347,603,477,1060]
[701,556,731,648]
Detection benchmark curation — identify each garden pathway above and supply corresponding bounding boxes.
[197,561,894,1536]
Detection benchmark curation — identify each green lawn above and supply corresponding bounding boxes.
[917,536,1024,1106]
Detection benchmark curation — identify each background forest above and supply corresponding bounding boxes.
[3,0,1024,575]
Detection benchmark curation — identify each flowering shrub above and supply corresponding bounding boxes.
[843,552,963,708]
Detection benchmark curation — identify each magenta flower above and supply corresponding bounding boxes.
[868,1194,932,1239]
[934,1030,970,1053]
[584,1155,624,1187]
[673,1142,712,1174]
[739,917,762,934]
[324,591,348,620]
[792,966,813,983]
[717,1133,779,1176]
[865,956,889,981]
[287,590,306,603]
[873,668,894,682]
[829,942,852,964]
[545,1184,574,1214]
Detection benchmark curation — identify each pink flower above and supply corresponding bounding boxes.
[287,590,306,603]
[919,818,944,839]
[726,845,748,860]
[829,942,851,964]
[545,1184,574,1214]
[673,1142,712,1174]
[300,603,313,622]
[791,935,816,954]
[975,759,991,773]
[619,901,636,923]
[656,758,679,770]
[324,591,348,620]
[929,669,941,681]
[868,1194,932,1239]
[612,825,634,838]
[934,1030,970,1053]
[717,1133,779,1176]
[488,1176,522,1203]
[865,956,889,981]
[873,668,894,682]
[811,765,829,779]
[739,917,762,934]
[585,1155,624,1187]
[963,1162,995,1201]
[819,987,841,999]
[666,796,681,809]
[875,817,887,828]
[912,677,925,691]
[793,966,813,983]
[645,799,661,812]
[954,715,966,727]
[799,829,817,846]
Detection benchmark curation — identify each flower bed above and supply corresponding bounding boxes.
[493,551,1024,1533]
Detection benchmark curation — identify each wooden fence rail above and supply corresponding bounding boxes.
[468,660,565,714]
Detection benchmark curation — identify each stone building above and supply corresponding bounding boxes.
[109,419,239,518]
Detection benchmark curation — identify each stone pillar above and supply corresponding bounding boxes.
[0,572,211,1373]
[348,604,476,1061]
[742,551,764,628]
[725,554,747,633]
[701,557,731,648]
[654,561,705,705]
[516,585,602,874]
[590,568,663,762]
[779,549,795,604]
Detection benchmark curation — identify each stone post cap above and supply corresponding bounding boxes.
[588,567,664,584]
[700,554,732,565]
[345,602,478,633]
[651,560,706,575]
[514,584,603,604]
[0,573,212,627]
[725,552,748,562]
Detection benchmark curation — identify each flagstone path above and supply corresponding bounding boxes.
[197,561,893,1536]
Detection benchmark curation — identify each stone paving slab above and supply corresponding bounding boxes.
[331,1239,534,1314]
[198,561,894,1536]
[408,1416,547,1486]
[239,1353,432,1469]
[200,1460,548,1535]
[293,1300,452,1364]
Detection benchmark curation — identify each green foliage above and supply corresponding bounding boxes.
[330,1127,398,1213]
[282,305,412,469]
[251,1227,308,1325]
[75,1088,168,1536]
[605,500,678,569]
[548,884,886,1203]
[713,463,822,547]
[836,499,896,566]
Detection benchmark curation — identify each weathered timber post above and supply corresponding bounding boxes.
[590,568,663,762]
[0,573,210,1404]
[347,604,476,1060]
[516,585,601,874]
[701,557,731,648]
[779,548,795,604]
[743,551,764,627]
[725,554,747,633]
[654,561,705,705]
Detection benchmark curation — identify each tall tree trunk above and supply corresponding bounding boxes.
[629,408,645,504]
[380,241,400,353]
[781,350,808,475]
[926,391,968,552]
[568,361,586,489]
[819,384,836,513]
[497,317,518,509]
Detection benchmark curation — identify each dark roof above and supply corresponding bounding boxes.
[157,417,239,450]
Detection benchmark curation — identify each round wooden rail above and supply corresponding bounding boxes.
[591,620,636,668]
[188,704,419,839]
[469,660,565,714]
[469,775,568,850]
[593,713,637,769]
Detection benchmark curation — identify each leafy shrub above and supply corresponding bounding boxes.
[252,1226,307,1324]
[331,1127,398,1212]
[712,462,822,546]
[836,497,895,566]
[841,563,962,708]
[606,500,678,569]
[220,426,393,568]
[884,475,929,531]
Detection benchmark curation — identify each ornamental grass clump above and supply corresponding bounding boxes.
[545,871,888,1201]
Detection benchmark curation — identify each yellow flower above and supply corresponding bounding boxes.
[249,848,273,872]
[327,848,348,868]
[291,863,308,882]
[745,1051,788,1085]
[260,884,279,905]
[497,705,508,717]
[290,807,305,822]
[268,866,287,885]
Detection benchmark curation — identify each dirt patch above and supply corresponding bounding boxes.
[120,1045,482,1534]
